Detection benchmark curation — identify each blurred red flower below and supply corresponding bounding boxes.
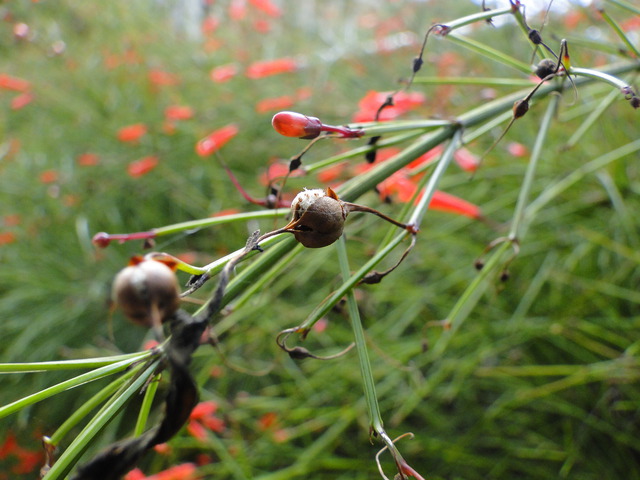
[229,0,247,20]
[77,152,100,166]
[117,123,148,143]
[11,92,34,110]
[255,95,295,113]
[210,63,239,83]
[0,73,31,92]
[195,124,239,156]
[127,156,158,177]
[246,58,298,79]
[248,0,282,17]
[39,169,59,184]
[148,69,180,87]
[164,105,194,121]
[352,90,425,122]
[453,147,480,172]
[187,401,225,440]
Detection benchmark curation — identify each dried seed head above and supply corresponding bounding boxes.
[112,257,180,329]
[535,59,556,79]
[287,187,346,248]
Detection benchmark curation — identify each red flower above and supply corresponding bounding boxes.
[201,16,219,36]
[148,69,180,87]
[245,58,299,79]
[453,147,480,172]
[507,141,528,157]
[117,123,148,143]
[255,95,295,114]
[248,0,282,17]
[127,156,158,177]
[11,92,34,110]
[0,73,30,92]
[253,19,272,34]
[77,152,100,166]
[186,401,225,440]
[420,190,482,219]
[0,232,17,246]
[164,105,194,122]
[195,124,239,156]
[352,90,425,122]
[317,162,347,184]
[229,0,247,20]
[210,63,239,83]
[39,169,59,184]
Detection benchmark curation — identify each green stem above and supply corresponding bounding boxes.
[134,373,161,436]
[47,371,135,446]
[42,359,161,480]
[598,8,640,58]
[0,352,150,373]
[300,232,407,333]
[509,94,560,240]
[446,34,532,74]
[441,6,514,31]
[408,129,462,228]
[335,236,383,433]
[0,356,144,420]
[412,76,534,87]
[570,67,635,92]
[604,0,640,15]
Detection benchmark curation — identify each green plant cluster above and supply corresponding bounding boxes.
[1,1,639,479]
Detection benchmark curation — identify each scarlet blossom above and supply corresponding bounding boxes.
[453,147,480,172]
[0,73,30,92]
[378,171,417,202]
[255,95,295,113]
[164,105,194,121]
[195,124,239,156]
[125,464,199,480]
[39,169,59,184]
[77,152,100,166]
[11,92,34,110]
[317,162,347,184]
[187,401,225,440]
[419,190,482,219]
[229,0,247,20]
[245,58,298,79]
[117,123,148,143]
[621,16,640,32]
[407,145,443,170]
[507,141,528,158]
[210,63,239,83]
[253,19,272,34]
[258,412,278,430]
[127,156,158,178]
[3,214,21,226]
[248,0,282,17]
[258,161,303,186]
[201,16,219,36]
[352,90,425,122]
[148,69,180,87]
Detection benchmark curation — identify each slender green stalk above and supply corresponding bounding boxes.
[441,6,514,32]
[525,138,640,228]
[42,359,161,480]
[354,119,453,136]
[413,77,534,87]
[154,209,286,237]
[570,67,635,91]
[0,352,150,373]
[564,88,619,150]
[509,94,560,239]
[48,371,135,446]
[604,0,640,15]
[0,357,142,420]
[598,8,640,58]
[134,373,161,436]
[335,236,383,433]
[446,34,532,74]
[304,131,423,174]
[408,129,462,228]
[300,232,407,333]
[430,240,512,358]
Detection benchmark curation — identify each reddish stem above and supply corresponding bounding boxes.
[92,230,157,248]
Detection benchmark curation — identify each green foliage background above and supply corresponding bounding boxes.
[1,0,639,479]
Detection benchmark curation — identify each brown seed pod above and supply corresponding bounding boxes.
[284,187,347,248]
[112,256,180,331]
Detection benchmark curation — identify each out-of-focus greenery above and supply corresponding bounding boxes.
[1,0,639,479]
